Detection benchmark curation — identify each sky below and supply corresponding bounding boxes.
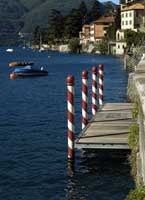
[101,0,119,4]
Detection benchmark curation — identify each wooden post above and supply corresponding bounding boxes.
[98,64,104,106]
[66,75,75,162]
[82,70,88,129]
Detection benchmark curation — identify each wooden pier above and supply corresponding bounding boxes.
[75,103,135,150]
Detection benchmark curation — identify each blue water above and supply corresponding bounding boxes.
[0,47,134,200]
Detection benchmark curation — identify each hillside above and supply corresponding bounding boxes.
[0,0,27,43]
[0,0,26,44]
[19,0,47,10]
[0,0,118,44]
[20,0,96,32]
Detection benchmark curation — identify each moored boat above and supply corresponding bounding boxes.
[9,61,34,67]
[10,65,48,79]
[6,48,13,52]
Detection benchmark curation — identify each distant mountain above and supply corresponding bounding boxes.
[0,0,27,44]
[103,1,118,7]
[20,0,97,32]
[0,0,118,44]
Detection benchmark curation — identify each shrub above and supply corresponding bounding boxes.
[68,38,81,53]
[125,186,145,200]
[128,124,139,179]
[96,40,108,54]
[128,124,139,150]
[132,99,139,119]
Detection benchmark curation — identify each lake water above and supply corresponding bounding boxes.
[0,47,134,200]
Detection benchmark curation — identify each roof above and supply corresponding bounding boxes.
[121,3,144,11]
[92,16,114,24]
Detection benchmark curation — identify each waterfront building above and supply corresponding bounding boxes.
[79,24,90,45]
[80,16,114,44]
[121,3,144,31]
[115,29,127,55]
[116,0,145,55]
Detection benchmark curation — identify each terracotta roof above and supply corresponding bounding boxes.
[92,16,114,24]
[121,3,144,11]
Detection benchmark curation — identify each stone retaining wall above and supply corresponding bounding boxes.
[128,57,145,184]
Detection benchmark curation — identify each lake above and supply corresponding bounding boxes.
[0,47,134,200]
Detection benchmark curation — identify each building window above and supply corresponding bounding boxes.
[129,12,132,17]
[122,13,124,18]
[118,33,120,40]
[118,45,120,49]
[122,21,124,25]
[126,13,128,17]
[126,21,128,25]
[129,20,132,25]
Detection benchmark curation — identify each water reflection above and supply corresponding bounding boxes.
[66,150,134,200]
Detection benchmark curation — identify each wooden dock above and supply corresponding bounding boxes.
[75,103,135,150]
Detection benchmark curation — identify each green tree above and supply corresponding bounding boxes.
[90,0,102,21]
[68,38,81,53]
[97,40,108,54]
[107,25,116,41]
[79,1,87,17]
[48,9,64,44]
[33,25,40,45]
[64,9,82,39]
[78,1,88,24]
[104,2,115,16]
[124,30,138,47]
[114,7,121,30]
[40,28,49,44]
[124,30,145,48]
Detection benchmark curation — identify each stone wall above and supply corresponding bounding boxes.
[128,57,145,184]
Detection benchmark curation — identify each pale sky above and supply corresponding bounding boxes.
[101,0,119,5]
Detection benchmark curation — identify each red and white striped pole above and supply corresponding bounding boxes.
[98,64,104,106]
[92,67,97,117]
[66,75,75,162]
[82,70,88,129]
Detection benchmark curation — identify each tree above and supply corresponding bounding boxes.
[48,9,64,43]
[124,30,137,48]
[90,0,102,21]
[68,38,81,53]
[78,1,88,24]
[107,25,116,41]
[104,2,115,16]
[40,28,49,44]
[124,30,145,48]
[64,9,82,39]
[33,25,40,45]
[114,7,121,30]
[96,40,108,54]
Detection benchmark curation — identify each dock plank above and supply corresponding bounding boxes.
[75,103,134,149]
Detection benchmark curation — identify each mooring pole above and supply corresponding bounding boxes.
[66,75,75,163]
[82,70,88,130]
[98,64,104,107]
[92,67,97,117]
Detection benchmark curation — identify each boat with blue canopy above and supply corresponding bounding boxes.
[10,65,48,79]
